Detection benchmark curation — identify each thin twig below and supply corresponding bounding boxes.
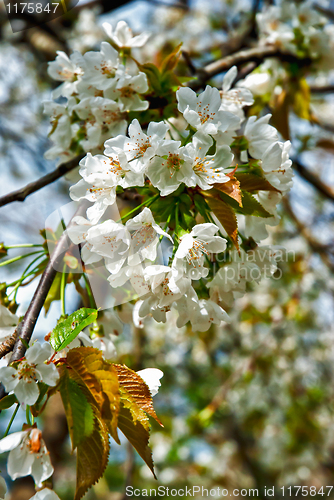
[0,202,88,402]
[293,158,334,203]
[283,197,334,272]
[0,155,82,209]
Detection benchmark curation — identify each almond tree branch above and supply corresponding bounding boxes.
[0,202,88,402]
[0,156,82,209]
[293,158,334,203]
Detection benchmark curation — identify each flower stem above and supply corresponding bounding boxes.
[83,274,96,309]
[10,253,47,300]
[4,244,43,250]
[60,263,67,316]
[0,250,45,268]
[26,405,32,426]
[117,194,160,222]
[3,404,20,438]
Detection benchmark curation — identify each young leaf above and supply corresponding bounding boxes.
[117,404,156,478]
[66,347,120,444]
[160,43,182,73]
[139,63,162,93]
[235,173,280,193]
[75,410,110,500]
[292,78,311,122]
[44,272,62,314]
[114,364,163,426]
[0,394,18,410]
[240,191,273,218]
[59,367,95,449]
[214,177,242,207]
[205,195,239,250]
[50,308,98,351]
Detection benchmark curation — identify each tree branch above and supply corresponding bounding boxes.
[293,158,334,203]
[0,202,88,402]
[0,156,82,209]
[283,197,334,272]
[188,45,312,89]
[310,85,334,94]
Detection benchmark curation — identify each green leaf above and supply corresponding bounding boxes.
[44,272,62,314]
[50,308,98,351]
[139,63,162,93]
[66,347,120,444]
[240,191,273,217]
[59,367,95,449]
[0,394,18,410]
[117,404,156,478]
[235,173,280,193]
[160,43,182,73]
[75,409,110,500]
[217,191,273,218]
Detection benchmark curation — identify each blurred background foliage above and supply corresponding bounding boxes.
[1,0,334,498]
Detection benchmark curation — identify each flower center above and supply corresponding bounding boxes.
[197,103,215,124]
[17,361,38,382]
[132,224,155,250]
[186,239,210,267]
[29,429,42,454]
[166,153,183,177]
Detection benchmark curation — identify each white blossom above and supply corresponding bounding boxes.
[220,66,254,118]
[170,223,227,293]
[0,342,59,407]
[261,141,293,192]
[126,207,173,266]
[29,488,61,500]
[146,140,194,196]
[104,119,169,172]
[137,368,163,396]
[81,42,120,91]
[47,51,84,98]
[184,132,233,190]
[176,85,239,136]
[104,72,149,111]
[0,429,53,487]
[86,220,131,274]
[243,114,278,160]
[0,304,18,343]
[103,21,150,49]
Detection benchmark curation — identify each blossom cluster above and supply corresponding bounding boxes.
[45,47,294,333]
[0,17,297,500]
[44,21,150,165]
[256,0,334,69]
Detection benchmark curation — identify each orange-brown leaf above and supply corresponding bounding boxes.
[214,177,242,207]
[67,347,120,444]
[114,364,162,426]
[206,195,239,250]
